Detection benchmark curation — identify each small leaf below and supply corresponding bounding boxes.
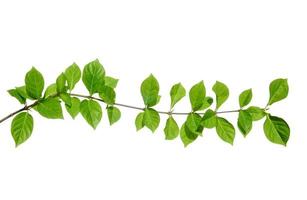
[56,73,66,93]
[135,112,145,131]
[246,106,265,121]
[64,63,81,91]
[8,87,27,104]
[212,81,229,110]
[60,93,72,107]
[164,116,179,140]
[263,115,290,146]
[268,78,289,105]
[170,83,186,108]
[216,117,235,145]
[65,97,80,119]
[189,81,206,111]
[36,98,63,119]
[105,76,119,88]
[11,112,34,147]
[201,109,216,128]
[141,74,160,107]
[180,123,198,147]
[143,108,160,132]
[80,99,102,129]
[44,83,57,98]
[99,86,116,105]
[107,106,121,125]
[237,110,252,137]
[185,113,203,135]
[82,59,105,95]
[199,96,213,110]
[25,67,44,99]
[239,89,252,108]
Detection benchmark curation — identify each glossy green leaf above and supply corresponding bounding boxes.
[143,108,160,132]
[135,112,145,131]
[237,110,252,137]
[141,74,160,107]
[107,106,121,125]
[82,59,105,95]
[263,115,290,146]
[268,78,289,105]
[212,81,229,110]
[170,83,186,108]
[216,117,235,145]
[239,89,252,108]
[189,81,206,111]
[56,73,66,93]
[164,116,179,140]
[105,76,119,89]
[185,113,203,135]
[180,123,198,147]
[44,83,57,98]
[8,86,27,104]
[65,97,80,119]
[80,99,102,129]
[201,109,216,128]
[25,67,44,99]
[37,98,63,119]
[99,86,116,105]
[64,63,81,91]
[11,112,34,147]
[246,106,265,121]
[199,96,213,110]
[60,93,72,107]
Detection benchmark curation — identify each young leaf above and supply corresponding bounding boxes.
[216,117,235,145]
[189,81,206,111]
[80,99,102,129]
[185,113,203,135]
[56,73,66,93]
[143,108,160,132]
[44,83,57,98]
[201,109,216,129]
[107,106,121,125]
[65,97,80,119]
[25,67,44,99]
[36,98,63,119]
[170,83,186,109]
[11,112,34,147]
[135,112,145,131]
[164,116,179,140]
[82,59,105,95]
[237,110,252,137]
[199,96,213,110]
[105,76,119,89]
[263,115,290,146]
[99,86,116,105]
[64,63,81,91]
[212,81,229,110]
[180,123,198,147]
[239,89,252,108]
[246,106,265,121]
[8,87,27,104]
[59,93,72,107]
[268,78,289,105]
[141,74,160,107]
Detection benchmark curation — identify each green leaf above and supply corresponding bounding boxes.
[141,74,160,107]
[263,115,290,146]
[143,108,160,132]
[44,83,57,98]
[164,116,179,140]
[189,81,206,111]
[36,98,63,119]
[25,67,44,99]
[56,73,66,93]
[99,86,116,105]
[212,81,229,110]
[135,112,145,131]
[199,96,213,110]
[82,59,105,95]
[237,110,252,137]
[170,83,186,108]
[268,78,289,105]
[107,106,121,125]
[11,112,34,147]
[201,109,216,128]
[239,89,252,108]
[185,113,203,135]
[105,76,119,89]
[80,99,102,129]
[180,123,198,147]
[8,87,27,104]
[246,106,265,121]
[216,117,235,145]
[59,93,72,107]
[65,97,80,119]
[64,63,81,91]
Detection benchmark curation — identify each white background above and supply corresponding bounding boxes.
[0,0,306,199]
